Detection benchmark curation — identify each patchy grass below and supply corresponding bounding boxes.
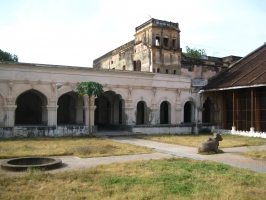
[241,150,266,160]
[1,158,266,199]
[136,134,266,148]
[0,137,154,159]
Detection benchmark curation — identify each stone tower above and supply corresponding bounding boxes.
[133,18,182,74]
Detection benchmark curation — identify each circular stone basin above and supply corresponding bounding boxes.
[1,157,62,171]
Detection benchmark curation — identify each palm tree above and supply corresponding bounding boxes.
[76,82,104,135]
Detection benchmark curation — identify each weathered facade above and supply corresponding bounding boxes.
[93,18,182,74]
[200,43,266,135]
[0,18,243,138]
[0,62,210,137]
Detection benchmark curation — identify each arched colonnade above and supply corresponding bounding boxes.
[0,85,211,128]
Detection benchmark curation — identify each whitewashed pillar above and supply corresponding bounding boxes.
[3,105,17,126]
[47,105,57,126]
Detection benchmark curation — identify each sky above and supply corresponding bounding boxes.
[0,0,265,67]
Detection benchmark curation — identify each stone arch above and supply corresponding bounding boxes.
[102,88,127,101]
[95,90,126,128]
[156,96,174,108]
[181,97,196,123]
[13,85,50,104]
[160,101,171,124]
[57,91,79,125]
[136,101,148,125]
[15,89,48,125]
[58,86,77,98]
[133,96,150,109]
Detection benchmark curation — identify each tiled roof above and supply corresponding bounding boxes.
[202,43,266,90]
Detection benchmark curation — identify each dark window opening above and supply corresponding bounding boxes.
[173,70,176,74]
[57,94,76,125]
[163,38,169,47]
[136,60,141,71]
[111,61,113,64]
[133,61,136,71]
[157,68,160,73]
[202,98,211,123]
[137,101,145,124]
[123,65,125,70]
[166,69,168,74]
[184,102,192,123]
[172,39,176,48]
[160,101,169,124]
[15,91,43,125]
[155,36,160,46]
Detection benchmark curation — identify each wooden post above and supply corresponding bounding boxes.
[233,91,235,127]
[251,88,254,128]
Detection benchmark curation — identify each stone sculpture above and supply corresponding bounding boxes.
[198,133,223,153]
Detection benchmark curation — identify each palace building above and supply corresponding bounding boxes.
[0,18,245,138]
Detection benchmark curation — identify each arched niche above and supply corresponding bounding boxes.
[160,101,171,124]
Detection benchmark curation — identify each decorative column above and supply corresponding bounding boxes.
[125,97,134,125]
[3,105,17,126]
[47,105,57,126]
[89,105,96,127]
[175,89,182,124]
[124,85,135,125]
[149,106,158,125]
[83,106,89,126]
[150,87,158,124]
[83,96,96,132]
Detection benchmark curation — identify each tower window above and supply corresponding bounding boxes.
[174,70,176,74]
[123,65,125,70]
[155,36,160,46]
[157,68,160,73]
[172,39,176,48]
[163,37,169,47]
[166,69,168,74]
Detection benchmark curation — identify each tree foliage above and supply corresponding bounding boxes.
[184,46,207,59]
[76,82,104,135]
[76,82,104,98]
[0,49,18,62]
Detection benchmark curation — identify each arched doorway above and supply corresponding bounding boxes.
[95,95,109,126]
[136,101,147,125]
[184,101,195,123]
[94,91,125,128]
[15,90,47,125]
[57,92,79,125]
[202,97,211,123]
[160,101,171,124]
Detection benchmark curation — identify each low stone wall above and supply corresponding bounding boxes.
[0,124,215,138]
[132,124,213,134]
[0,126,96,138]
[213,126,266,138]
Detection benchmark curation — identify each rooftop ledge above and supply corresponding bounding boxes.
[135,18,179,32]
